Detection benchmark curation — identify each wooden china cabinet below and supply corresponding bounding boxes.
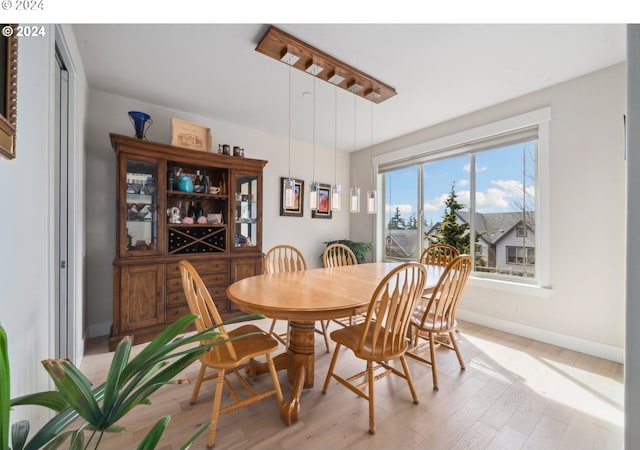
[109,133,266,350]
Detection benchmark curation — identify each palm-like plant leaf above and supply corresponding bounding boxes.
[11,313,265,450]
[10,419,29,450]
[101,335,132,426]
[41,359,102,426]
[0,325,9,450]
[11,391,69,412]
[40,430,75,450]
[136,416,170,450]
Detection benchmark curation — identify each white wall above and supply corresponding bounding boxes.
[85,90,351,337]
[352,63,626,361]
[0,25,88,430]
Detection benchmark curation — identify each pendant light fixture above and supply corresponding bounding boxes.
[309,65,319,211]
[331,85,341,211]
[367,102,377,214]
[283,60,296,208]
[350,95,360,213]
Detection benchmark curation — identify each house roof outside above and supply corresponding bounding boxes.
[424,211,534,246]
[386,229,419,259]
[457,211,533,244]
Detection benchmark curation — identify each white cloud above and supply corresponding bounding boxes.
[385,203,414,214]
[424,193,449,211]
[403,178,536,221]
[492,179,535,198]
[463,163,488,173]
[476,188,510,209]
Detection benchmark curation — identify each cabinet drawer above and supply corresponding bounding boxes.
[167,286,227,307]
[166,305,192,323]
[166,259,228,277]
[166,272,229,293]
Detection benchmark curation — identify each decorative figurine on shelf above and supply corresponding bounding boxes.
[128,111,153,140]
[167,207,181,224]
[207,213,222,224]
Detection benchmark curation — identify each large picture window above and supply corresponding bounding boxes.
[375,109,549,286]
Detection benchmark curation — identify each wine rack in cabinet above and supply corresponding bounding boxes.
[110,133,267,350]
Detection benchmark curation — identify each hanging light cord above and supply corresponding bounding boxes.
[288,64,292,180]
[370,102,374,184]
[353,95,357,185]
[334,86,338,185]
[312,73,316,184]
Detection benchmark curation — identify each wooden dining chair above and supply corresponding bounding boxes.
[322,262,427,434]
[179,260,283,448]
[406,254,472,390]
[322,242,358,267]
[264,244,331,352]
[322,243,363,328]
[420,243,460,266]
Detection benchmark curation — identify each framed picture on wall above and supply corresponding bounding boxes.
[280,177,304,217]
[0,24,18,160]
[312,183,332,219]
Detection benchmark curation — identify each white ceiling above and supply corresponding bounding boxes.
[72,24,626,152]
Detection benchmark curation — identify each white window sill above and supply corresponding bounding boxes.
[467,275,551,298]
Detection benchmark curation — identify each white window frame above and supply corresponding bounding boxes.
[372,108,551,295]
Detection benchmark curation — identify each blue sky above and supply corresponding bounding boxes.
[384,141,536,226]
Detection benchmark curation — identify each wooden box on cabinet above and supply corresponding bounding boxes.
[109,134,267,350]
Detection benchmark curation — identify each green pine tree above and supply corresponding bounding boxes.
[388,206,406,230]
[428,182,471,252]
[407,212,418,230]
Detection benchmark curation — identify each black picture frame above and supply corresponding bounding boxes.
[312,183,332,219]
[0,24,17,160]
[280,177,304,217]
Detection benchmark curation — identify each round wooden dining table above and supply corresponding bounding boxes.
[226,261,441,425]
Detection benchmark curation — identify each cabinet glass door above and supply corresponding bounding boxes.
[234,174,259,249]
[125,158,158,255]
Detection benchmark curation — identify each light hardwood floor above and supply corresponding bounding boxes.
[79,319,623,449]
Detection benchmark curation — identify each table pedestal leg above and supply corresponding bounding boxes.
[280,320,315,425]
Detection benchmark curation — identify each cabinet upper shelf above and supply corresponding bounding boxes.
[167,190,228,200]
[111,133,267,170]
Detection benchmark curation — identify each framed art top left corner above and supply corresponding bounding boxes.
[0,24,18,160]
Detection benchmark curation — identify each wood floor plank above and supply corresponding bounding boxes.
[76,319,623,449]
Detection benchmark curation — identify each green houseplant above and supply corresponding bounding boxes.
[1,313,259,450]
[323,239,373,264]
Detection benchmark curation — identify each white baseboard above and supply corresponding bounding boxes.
[457,310,624,364]
[88,321,112,338]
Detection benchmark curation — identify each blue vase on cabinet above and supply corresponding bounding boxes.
[178,175,194,193]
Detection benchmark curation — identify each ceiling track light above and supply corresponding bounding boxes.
[347,80,364,94]
[327,70,345,85]
[257,25,396,103]
[280,47,300,66]
[305,61,324,76]
[364,88,381,101]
